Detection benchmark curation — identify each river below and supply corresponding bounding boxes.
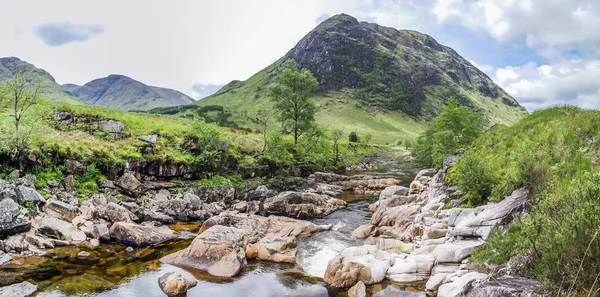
[1,151,424,297]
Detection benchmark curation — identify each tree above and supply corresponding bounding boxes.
[412,97,482,167]
[348,131,359,143]
[190,119,224,168]
[0,68,43,167]
[363,133,373,144]
[249,105,271,154]
[268,60,318,145]
[331,128,343,165]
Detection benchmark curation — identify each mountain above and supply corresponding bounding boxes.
[174,14,527,143]
[65,75,195,111]
[0,57,81,105]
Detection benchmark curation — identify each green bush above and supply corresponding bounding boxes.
[190,119,225,168]
[348,131,359,143]
[450,154,496,205]
[412,98,482,168]
[394,139,403,146]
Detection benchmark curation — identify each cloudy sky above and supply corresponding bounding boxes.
[0,0,598,110]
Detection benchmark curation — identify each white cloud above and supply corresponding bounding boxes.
[433,0,600,49]
[491,60,600,110]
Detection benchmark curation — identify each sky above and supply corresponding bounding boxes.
[0,0,599,110]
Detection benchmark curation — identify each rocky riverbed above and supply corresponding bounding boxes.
[0,152,544,296]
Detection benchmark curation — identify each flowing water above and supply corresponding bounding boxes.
[1,151,424,297]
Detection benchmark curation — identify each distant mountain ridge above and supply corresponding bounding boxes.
[179,14,527,142]
[64,75,195,111]
[0,57,81,105]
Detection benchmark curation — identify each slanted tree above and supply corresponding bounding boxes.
[0,68,43,168]
[331,128,343,165]
[268,60,318,145]
[412,97,482,167]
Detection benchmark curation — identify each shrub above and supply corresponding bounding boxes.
[394,139,403,146]
[190,119,225,168]
[450,154,496,205]
[348,131,359,143]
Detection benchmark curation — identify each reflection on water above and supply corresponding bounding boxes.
[0,150,422,297]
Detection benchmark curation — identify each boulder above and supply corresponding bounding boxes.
[245,234,296,263]
[416,168,438,178]
[348,281,366,297]
[386,254,435,284]
[161,225,247,277]
[351,224,375,239]
[0,187,17,202]
[158,272,197,297]
[43,199,78,221]
[0,281,37,297]
[24,233,54,249]
[264,191,347,218]
[324,245,393,289]
[4,234,25,253]
[92,223,111,242]
[0,251,12,265]
[33,215,86,242]
[109,222,176,247]
[139,134,158,145]
[5,170,20,181]
[101,202,138,223]
[450,188,529,239]
[0,199,31,238]
[15,186,46,205]
[64,175,76,193]
[378,186,409,201]
[438,272,487,297]
[116,172,144,196]
[466,275,544,297]
[65,159,88,175]
[431,241,484,263]
[14,175,36,188]
[192,186,235,203]
[97,119,125,134]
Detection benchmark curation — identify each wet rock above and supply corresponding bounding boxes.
[348,280,366,297]
[109,222,176,247]
[351,224,375,239]
[264,191,347,218]
[308,172,400,194]
[43,199,78,221]
[438,272,487,297]
[245,234,296,263]
[0,281,37,297]
[324,245,393,289]
[158,272,197,297]
[78,251,90,257]
[139,134,158,145]
[161,225,247,277]
[15,186,46,205]
[24,233,54,249]
[0,199,31,238]
[364,237,415,253]
[101,202,138,223]
[116,172,144,197]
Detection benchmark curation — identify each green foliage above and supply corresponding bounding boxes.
[268,60,319,145]
[394,139,403,146]
[348,131,359,143]
[412,98,482,167]
[263,132,295,164]
[453,106,600,294]
[74,163,103,194]
[193,175,235,187]
[189,119,225,168]
[450,154,496,205]
[363,133,373,144]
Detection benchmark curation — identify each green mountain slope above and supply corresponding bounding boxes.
[171,14,527,143]
[65,75,195,111]
[0,57,81,105]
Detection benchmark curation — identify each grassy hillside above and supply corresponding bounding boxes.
[0,57,81,105]
[65,75,195,111]
[447,106,600,294]
[153,14,527,144]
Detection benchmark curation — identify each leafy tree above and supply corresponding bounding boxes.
[248,104,271,154]
[363,133,373,144]
[348,131,359,143]
[331,128,343,165]
[412,98,482,167]
[0,68,43,168]
[268,60,318,145]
